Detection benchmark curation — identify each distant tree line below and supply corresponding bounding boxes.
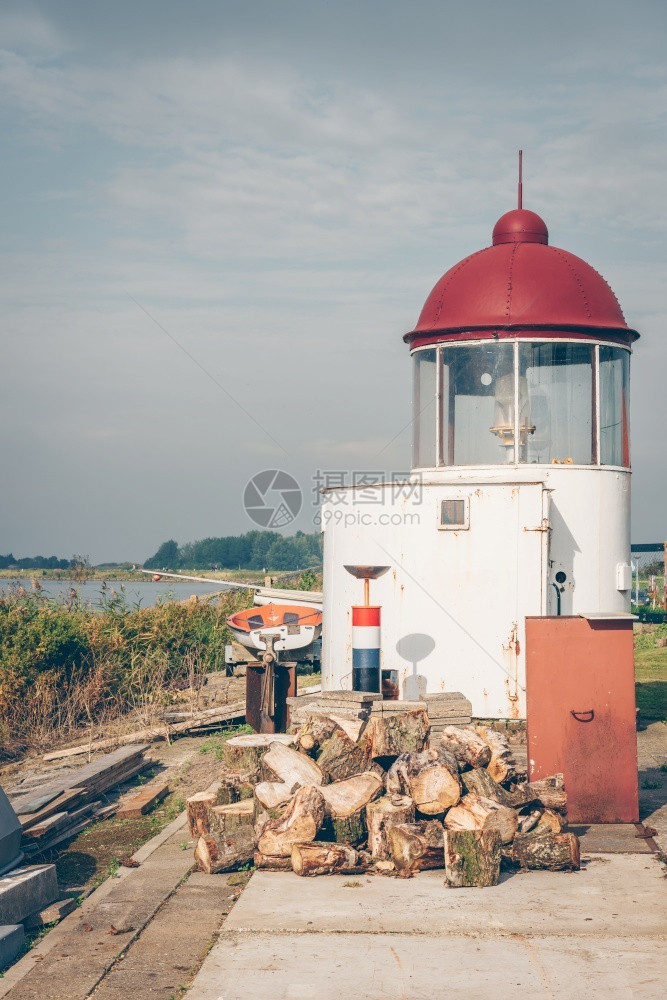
[144,531,323,572]
[0,553,72,570]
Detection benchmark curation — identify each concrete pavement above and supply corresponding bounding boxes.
[187,856,667,1000]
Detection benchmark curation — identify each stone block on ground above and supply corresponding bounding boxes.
[424,693,472,721]
[370,700,427,715]
[0,924,25,969]
[0,865,59,925]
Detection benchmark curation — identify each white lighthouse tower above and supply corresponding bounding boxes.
[321,203,638,719]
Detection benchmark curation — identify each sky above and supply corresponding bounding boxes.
[0,0,665,563]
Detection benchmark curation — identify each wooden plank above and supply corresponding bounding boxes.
[116,782,169,819]
[19,789,86,831]
[42,702,246,761]
[11,745,148,814]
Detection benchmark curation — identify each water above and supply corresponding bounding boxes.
[0,578,240,609]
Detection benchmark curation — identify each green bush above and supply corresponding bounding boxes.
[0,586,253,755]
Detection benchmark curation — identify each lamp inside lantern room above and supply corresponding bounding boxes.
[490,371,535,462]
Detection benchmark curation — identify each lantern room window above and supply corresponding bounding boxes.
[413,349,437,468]
[411,341,630,469]
[599,346,630,467]
[519,343,594,465]
[442,343,515,465]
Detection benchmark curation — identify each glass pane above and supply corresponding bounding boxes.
[600,346,630,466]
[519,343,594,465]
[441,499,466,527]
[442,343,515,465]
[413,349,437,467]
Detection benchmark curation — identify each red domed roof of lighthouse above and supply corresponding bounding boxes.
[405,208,638,348]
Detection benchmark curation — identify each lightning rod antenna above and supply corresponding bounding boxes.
[518,149,523,209]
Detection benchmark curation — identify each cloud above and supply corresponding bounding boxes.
[0,3,665,557]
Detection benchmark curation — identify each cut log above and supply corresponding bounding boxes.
[257,785,325,857]
[366,794,415,859]
[360,709,430,760]
[474,725,519,784]
[316,731,375,782]
[320,772,383,845]
[222,733,293,774]
[524,774,567,813]
[510,831,580,871]
[208,799,254,834]
[438,727,492,769]
[216,767,257,806]
[254,851,293,871]
[296,715,340,752]
[261,743,323,788]
[536,808,567,833]
[444,829,501,887]
[386,748,460,816]
[195,832,253,874]
[254,781,295,812]
[291,842,363,877]
[186,790,219,838]
[517,809,542,834]
[444,793,518,844]
[388,820,445,873]
[461,767,514,807]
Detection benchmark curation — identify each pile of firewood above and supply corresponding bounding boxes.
[186,707,580,888]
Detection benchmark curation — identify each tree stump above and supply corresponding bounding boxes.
[257,785,325,857]
[509,831,580,870]
[186,790,218,838]
[444,829,501,887]
[261,742,323,788]
[387,748,460,815]
[438,727,492,769]
[388,820,445,873]
[291,842,363,876]
[222,733,294,774]
[444,792,518,844]
[320,772,383,845]
[360,709,430,760]
[366,794,415,859]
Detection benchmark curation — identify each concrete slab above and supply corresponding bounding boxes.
[0,925,25,970]
[4,835,193,1000]
[0,865,58,924]
[223,858,666,938]
[92,871,244,999]
[571,823,654,854]
[189,853,667,1000]
[187,931,667,1000]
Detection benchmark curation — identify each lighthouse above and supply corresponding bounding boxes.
[321,198,639,719]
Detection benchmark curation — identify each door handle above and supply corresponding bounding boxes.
[571,710,594,722]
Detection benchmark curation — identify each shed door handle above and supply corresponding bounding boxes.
[571,709,594,722]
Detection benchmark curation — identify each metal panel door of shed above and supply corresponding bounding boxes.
[525,616,638,823]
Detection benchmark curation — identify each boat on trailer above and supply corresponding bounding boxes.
[226,603,322,653]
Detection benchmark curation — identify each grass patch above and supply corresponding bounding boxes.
[199,724,253,760]
[635,627,667,723]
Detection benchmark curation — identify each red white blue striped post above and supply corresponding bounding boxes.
[352,604,381,692]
